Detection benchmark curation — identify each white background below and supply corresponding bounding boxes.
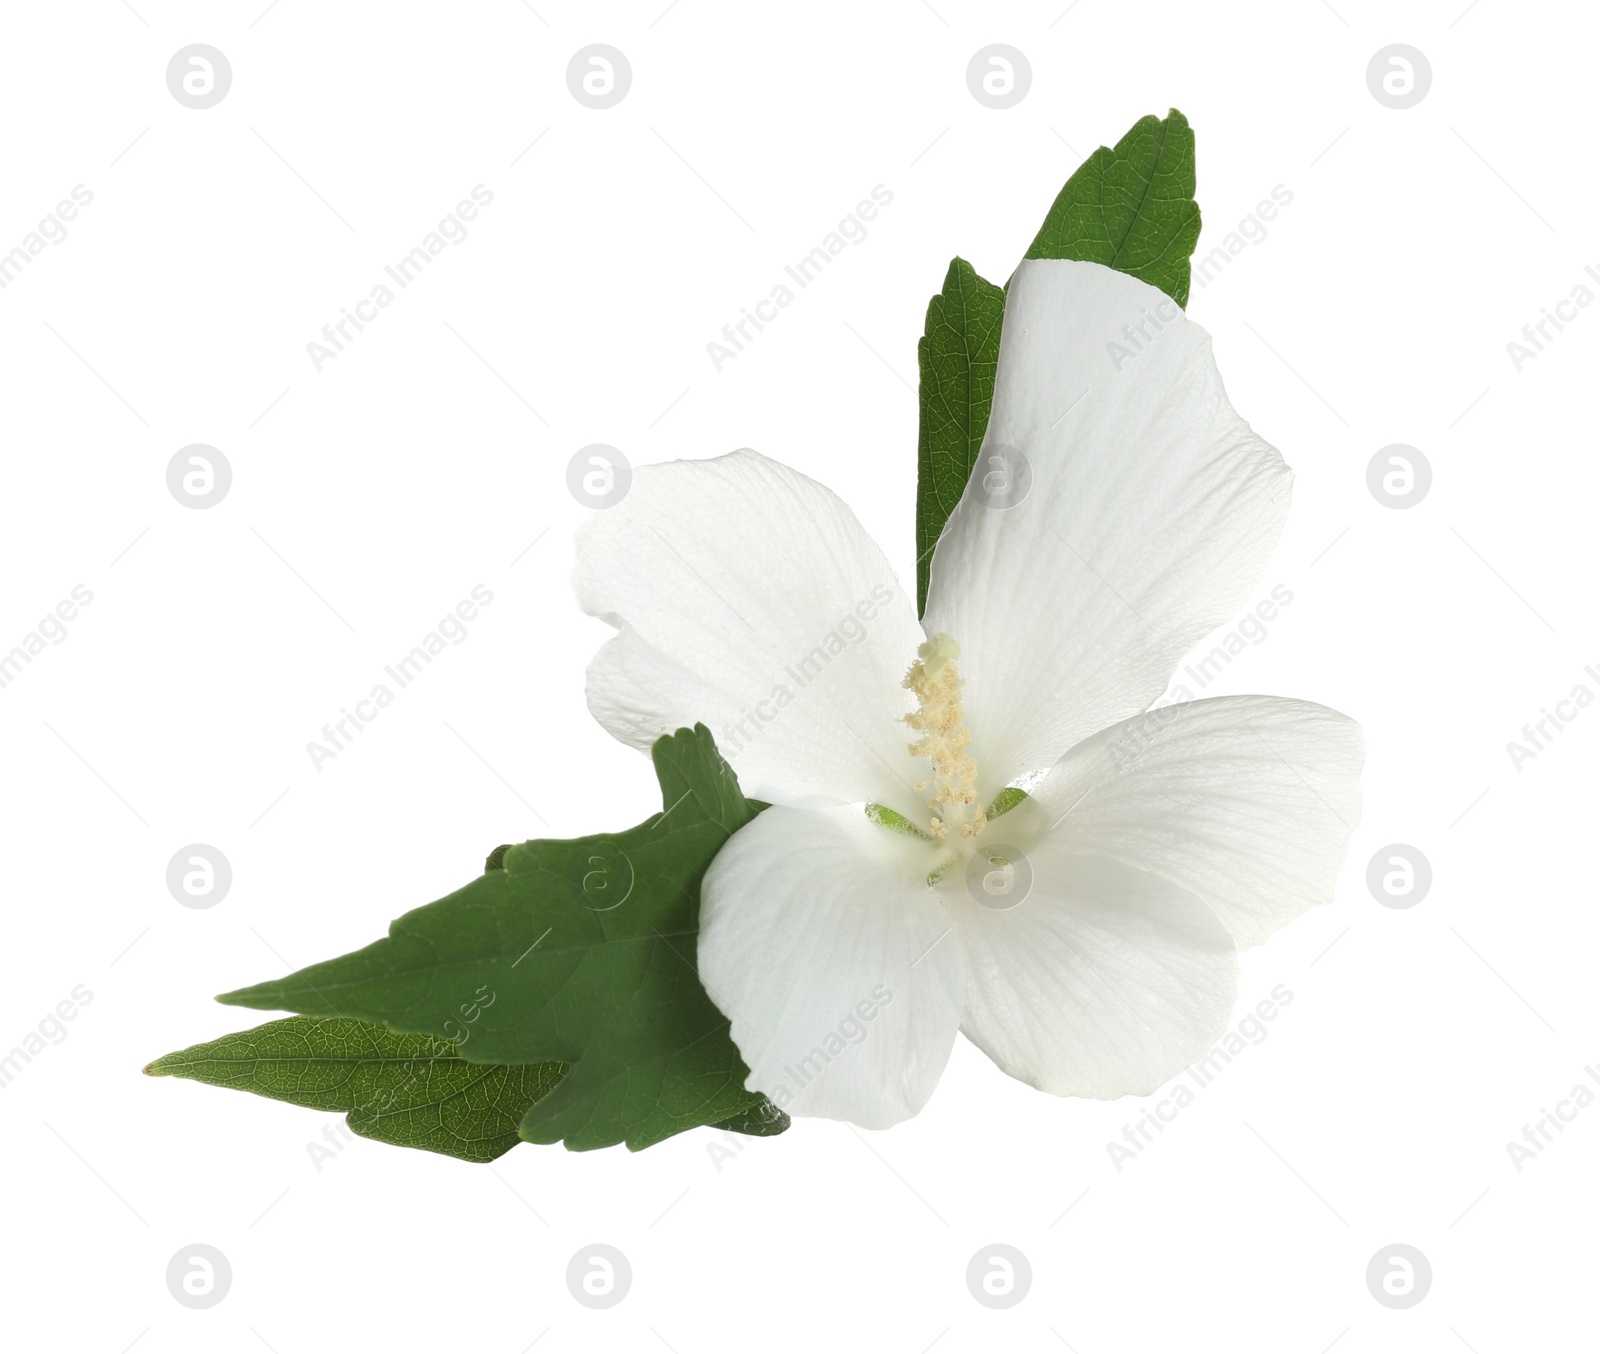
[2,1,1595,1350]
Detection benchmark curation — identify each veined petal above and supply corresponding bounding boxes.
[698,805,963,1129]
[1031,695,1364,947]
[923,259,1292,791]
[951,849,1237,1099]
[574,450,927,810]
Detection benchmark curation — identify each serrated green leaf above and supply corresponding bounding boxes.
[1024,109,1201,306]
[915,258,1005,613]
[145,1016,566,1164]
[216,726,783,1152]
[913,110,1201,615]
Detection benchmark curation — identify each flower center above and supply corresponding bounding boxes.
[903,632,986,848]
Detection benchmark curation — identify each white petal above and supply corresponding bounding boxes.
[574,450,927,810]
[950,849,1237,1099]
[699,805,963,1129]
[1030,695,1364,947]
[923,259,1292,791]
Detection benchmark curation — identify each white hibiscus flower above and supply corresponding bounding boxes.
[575,259,1363,1130]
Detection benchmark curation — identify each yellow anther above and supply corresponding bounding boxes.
[903,632,985,847]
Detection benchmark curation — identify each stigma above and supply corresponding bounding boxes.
[903,633,986,846]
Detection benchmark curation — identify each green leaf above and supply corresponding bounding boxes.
[915,258,1006,613]
[1024,108,1201,307]
[913,110,1201,615]
[711,1100,791,1137]
[216,726,784,1152]
[145,1016,566,1164]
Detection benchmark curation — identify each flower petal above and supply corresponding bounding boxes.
[922,259,1292,791]
[574,450,927,810]
[699,805,963,1129]
[951,850,1238,1099]
[1030,695,1364,947]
